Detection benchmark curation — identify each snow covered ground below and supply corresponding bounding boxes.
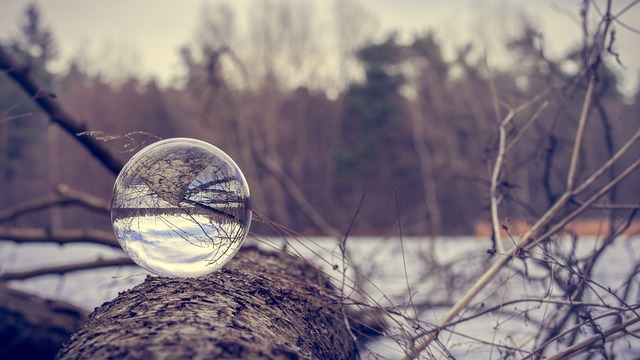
[2,235,639,358]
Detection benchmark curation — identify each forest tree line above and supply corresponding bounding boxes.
[1,2,639,235]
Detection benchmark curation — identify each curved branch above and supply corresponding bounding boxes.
[0,184,110,223]
[0,227,119,248]
[0,257,134,280]
[55,184,111,213]
[0,194,74,223]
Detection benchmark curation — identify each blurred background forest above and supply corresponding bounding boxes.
[1,1,639,236]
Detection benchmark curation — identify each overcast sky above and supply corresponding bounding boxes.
[1,0,638,95]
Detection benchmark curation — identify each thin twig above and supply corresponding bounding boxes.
[532,157,640,247]
[566,73,595,191]
[339,193,366,344]
[404,5,619,357]
[545,315,640,360]
[395,188,419,325]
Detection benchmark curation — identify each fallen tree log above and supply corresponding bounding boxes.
[57,246,358,359]
[0,283,86,359]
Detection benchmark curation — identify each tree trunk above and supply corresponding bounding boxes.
[56,246,357,360]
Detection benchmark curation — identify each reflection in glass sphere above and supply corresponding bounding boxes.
[111,138,251,277]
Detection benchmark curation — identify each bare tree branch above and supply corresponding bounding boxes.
[545,316,640,360]
[405,4,630,357]
[0,46,123,175]
[0,227,119,248]
[0,184,109,223]
[0,257,134,280]
[55,184,110,213]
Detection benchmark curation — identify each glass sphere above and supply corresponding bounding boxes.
[111,138,251,277]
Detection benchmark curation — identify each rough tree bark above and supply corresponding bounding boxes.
[56,246,358,360]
